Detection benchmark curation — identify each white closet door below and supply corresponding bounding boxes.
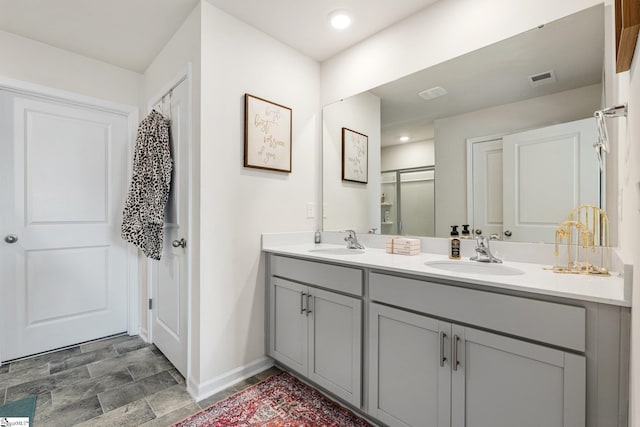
[503,118,599,243]
[150,79,190,376]
[0,90,130,361]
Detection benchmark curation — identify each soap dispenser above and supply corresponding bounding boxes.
[461,224,471,239]
[449,225,461,260]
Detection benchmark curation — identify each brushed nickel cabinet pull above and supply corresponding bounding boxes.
[306,294,313,316]
[300,292,307,314]
[440,331,447,367]
[453,335,460,371]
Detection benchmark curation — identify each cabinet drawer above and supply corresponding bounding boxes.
[370,272,585,352]
[271,255,363,297]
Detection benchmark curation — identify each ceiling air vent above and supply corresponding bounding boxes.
[528,70,557,88]
[418,86,447,100]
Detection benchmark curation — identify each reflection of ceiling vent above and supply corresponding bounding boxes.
[528,70,557,87]
[418,86,447,100]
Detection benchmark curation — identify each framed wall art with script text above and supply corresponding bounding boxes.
[244,94,292,172]
[342,127,368,183]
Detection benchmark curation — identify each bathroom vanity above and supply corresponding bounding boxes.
[263,235,630,427]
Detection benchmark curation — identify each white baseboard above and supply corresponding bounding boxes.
[186,356,274,401]
[138,327,149,343]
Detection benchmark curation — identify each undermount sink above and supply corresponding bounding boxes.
[424,260,524,276]
[308,247,365,255]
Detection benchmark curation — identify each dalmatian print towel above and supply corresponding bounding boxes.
[121,109,172,260]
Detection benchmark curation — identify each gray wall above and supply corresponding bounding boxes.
[381,139,435,171]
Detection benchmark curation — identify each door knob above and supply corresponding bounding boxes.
[504,230,513,237]
[4,234,18,244]
[172,238,186,248]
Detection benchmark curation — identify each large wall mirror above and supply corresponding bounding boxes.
[322,5,605,244]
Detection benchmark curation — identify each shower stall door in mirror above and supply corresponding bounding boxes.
[381,167,435,236]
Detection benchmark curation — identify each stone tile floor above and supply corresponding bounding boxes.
[0,334,281,426]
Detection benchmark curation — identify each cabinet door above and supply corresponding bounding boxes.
[268,278,307,374]
[308,287,362,407]
[451,325,586,427]
[369,303,451,427]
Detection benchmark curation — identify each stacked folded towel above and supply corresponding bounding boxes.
[386,237,421,255]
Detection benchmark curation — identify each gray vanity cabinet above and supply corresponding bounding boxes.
[368,269,589,427]
[265,253,627,427]
[369,303,451,427]
[267,255,363,407]
[269,278,308,373]
[307,285,362,405]
[450,325,585,427]
[370,302,586,427]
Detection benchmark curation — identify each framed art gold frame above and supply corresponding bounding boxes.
[244,93,292,172]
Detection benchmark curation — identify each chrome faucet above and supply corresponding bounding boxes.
[471,235,502,263]
[344,230,364,249]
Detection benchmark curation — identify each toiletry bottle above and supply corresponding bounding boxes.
[314,230,321,244]
[381,193,386,203]
[461,224,471,239]
[449,225,461,260]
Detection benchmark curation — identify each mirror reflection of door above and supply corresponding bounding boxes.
[469,117,600,243]
[471,138,504,239]
[381,168,435,236]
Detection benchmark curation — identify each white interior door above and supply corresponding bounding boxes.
[150,79,189,376]
[503,118,599,243]
[471,138,504,238]
[0,89,130,362]
[503,118,600,243]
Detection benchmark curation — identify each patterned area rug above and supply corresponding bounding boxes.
[173,371,371,427]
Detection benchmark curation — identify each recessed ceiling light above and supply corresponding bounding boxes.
[400,136,410,142]
[329,10,351,29]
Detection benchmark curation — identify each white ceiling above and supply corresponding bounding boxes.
[0,0,201,73]
[205,0,440,61]
[373,5,604,147]
[0,0,439,73]
[0,1,603,145]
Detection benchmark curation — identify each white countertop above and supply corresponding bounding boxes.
[263,242,631,307]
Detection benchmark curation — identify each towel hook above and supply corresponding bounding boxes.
[593,104,627,171]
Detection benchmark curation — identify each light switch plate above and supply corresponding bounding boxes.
[306,202,315,219]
